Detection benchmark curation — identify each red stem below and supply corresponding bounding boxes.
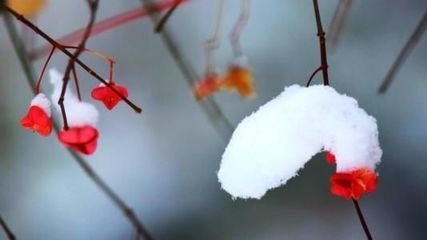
[35,46,55,93]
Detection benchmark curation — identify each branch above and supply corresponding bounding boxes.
[2,9,153,240]
[378,10,427,93]
[0,215,16,240]
[327,0,352,53]
[1,4,142,115]
[58,0,99,129]
[154,0,182,33]
[140,0,234,141]
[312,0,329,86]
[352,199,373,240]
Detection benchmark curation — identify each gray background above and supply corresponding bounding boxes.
[0,0,426,239]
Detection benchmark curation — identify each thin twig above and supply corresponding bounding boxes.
[2,9,153,240]
[141,0,234,141]
[154,0,181,33]
[306,66,322,87]
[35,46,55,93]
[352,199,373,240]
[1,4,142,115]
[378,10,427,93]
[312,0,329,86]
[0,216,16,240]
[327,0,352,53]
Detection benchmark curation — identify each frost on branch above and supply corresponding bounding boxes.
[217,84,382,199]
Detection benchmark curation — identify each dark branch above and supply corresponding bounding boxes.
[154,0,181,33]
[352,199,373,240]
[312,0,330,86]
[0,216,16,240]
[378,10,427,93]
[58,0,99,129]
[306,66,322,87]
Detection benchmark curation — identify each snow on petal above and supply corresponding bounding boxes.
[217,84,382,199]
[49,68,99,127]
[30,93,51,117]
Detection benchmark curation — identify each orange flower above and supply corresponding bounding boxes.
[20,105,52,136]
[91,82,128,110]
[193,73,222,100]
[7,0,46,16]
[221,65,255,98]
[325,151,336,164]
[330,168,378,200]
[58,126,99,155]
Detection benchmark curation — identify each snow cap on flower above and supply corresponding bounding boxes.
[49,68,99,127]
[20,93,53,136]
[217,84,382,199]
[30,93,51,116]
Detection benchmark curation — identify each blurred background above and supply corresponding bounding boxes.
[0,0,426,239]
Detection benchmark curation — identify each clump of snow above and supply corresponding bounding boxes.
[49,69,99,127]
[30,93,51,116]
[217,84,382,199]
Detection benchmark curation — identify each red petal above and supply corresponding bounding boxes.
[58,126,99,155]
[193,74,221,100]
[20,106,52,136]
[91,83,129,110]
[325,151,336,164]
[330,168,378,200]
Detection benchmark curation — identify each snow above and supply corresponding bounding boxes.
[49,69,99,127]
[31,93,51,116]
[217,84,382,199]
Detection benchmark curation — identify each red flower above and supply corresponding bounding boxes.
[221,65,255,98]
[193,73,222,100]
[20,105,52,136]
[330,168,378,200]
[325,151,336,164]
[91,82,128,110]
[58,126,99,155]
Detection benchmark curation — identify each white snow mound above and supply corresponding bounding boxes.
[49,69,99,127]
[217,84,382,199]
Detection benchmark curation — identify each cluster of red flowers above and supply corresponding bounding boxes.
[20,81,128,155]
[193,64,255,100]
[325,151,378,200]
